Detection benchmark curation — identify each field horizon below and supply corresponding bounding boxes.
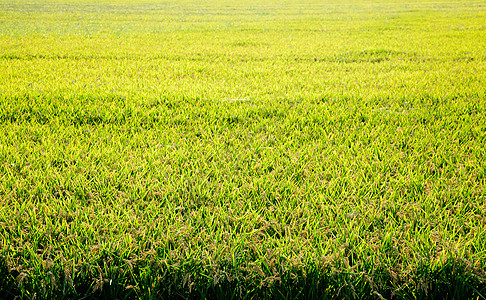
[1,0,485,298]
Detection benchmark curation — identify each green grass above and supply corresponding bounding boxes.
[1,0,486,298]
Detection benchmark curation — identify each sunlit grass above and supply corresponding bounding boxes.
[0,0,485,298]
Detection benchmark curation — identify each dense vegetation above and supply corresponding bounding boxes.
[1,0,485,298]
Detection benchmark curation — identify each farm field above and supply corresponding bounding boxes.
[1,0,486,298]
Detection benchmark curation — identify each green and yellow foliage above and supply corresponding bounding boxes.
[0,0,485,298]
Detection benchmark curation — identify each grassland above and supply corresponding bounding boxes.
[1,0,486,298]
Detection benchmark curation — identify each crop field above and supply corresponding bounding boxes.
[1,0,486,298]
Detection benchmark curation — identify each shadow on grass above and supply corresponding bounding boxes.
[1,257,485,299]
[0,257,20,300]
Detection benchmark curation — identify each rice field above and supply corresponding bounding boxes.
[0,0,485,298]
